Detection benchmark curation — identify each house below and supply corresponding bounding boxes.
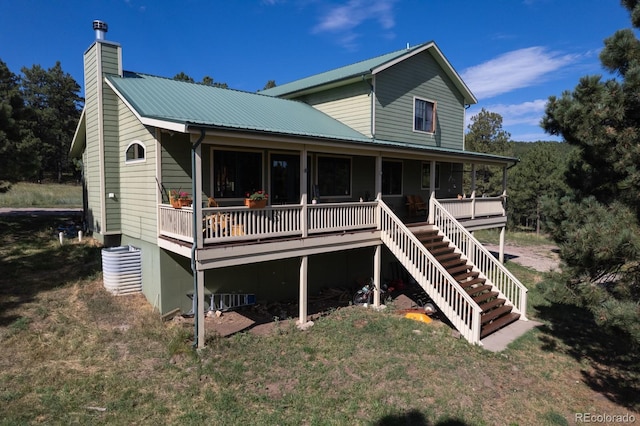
[71,21,527,348]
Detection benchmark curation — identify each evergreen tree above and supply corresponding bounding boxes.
[464,108,513,195]
[0,60,39,182]
[541,0,640,346]
[507,142,570,232]
[21,62,82,182]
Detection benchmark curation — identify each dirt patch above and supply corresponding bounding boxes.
[483,243,560,273]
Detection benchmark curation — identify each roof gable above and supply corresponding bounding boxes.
[261,41,476,104]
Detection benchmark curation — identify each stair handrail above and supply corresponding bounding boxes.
[430,198,528,319]
[378,201,483,345]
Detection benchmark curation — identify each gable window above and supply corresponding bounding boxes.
[382,160,402,195]
[421,162,440,190]
[125,141,145,163]
[213,149,262,198]
[317,156,351,198]
[414,97,436,133]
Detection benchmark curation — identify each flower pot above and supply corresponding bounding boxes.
[245,199,267,209]
[170,198,182,209]
[180,199,192,207]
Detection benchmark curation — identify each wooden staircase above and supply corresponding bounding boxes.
[410,226,520,339]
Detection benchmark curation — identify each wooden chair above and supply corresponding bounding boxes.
[413,195,427,215]
[406,195,427,217]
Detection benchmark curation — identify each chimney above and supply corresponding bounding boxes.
[93,20,108,40]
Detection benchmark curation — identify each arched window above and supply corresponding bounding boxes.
[125,141,146,164]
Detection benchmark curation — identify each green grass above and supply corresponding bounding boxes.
[474,228,554,246]
[0,216,638,424]
[0,182,82,207]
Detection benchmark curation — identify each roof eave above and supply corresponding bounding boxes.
[70,108,86,158]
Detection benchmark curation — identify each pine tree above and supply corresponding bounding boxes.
[541,1,640,346]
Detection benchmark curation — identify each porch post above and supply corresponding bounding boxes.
[499,166,508,263]
[375,154,382,200]
[471,164,477,219]
[301,146,308,238]
[428,160,436,223]
[373,244,381,307]
[195,143,203,248]
[499,226,506,264]
[298,255,312,329]
[197,270,205,347]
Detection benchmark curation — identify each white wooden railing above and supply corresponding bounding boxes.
[430,198,528,318]
[159,202,378,244]
[438,196,505,220]
[378,201,483,345]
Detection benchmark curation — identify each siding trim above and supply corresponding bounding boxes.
[97,45,107,234]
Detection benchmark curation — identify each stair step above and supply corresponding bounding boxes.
[440,258,467,269]
[430,246,454,256]
[465,284,492,296]
[448,264,471,275]
[414,231,441,241]
[435,252,461,263]
[453,271,479,281]
[423,240,448,250]
[481,304,513,324]
[459,277,485,288]
[479,298,506,312]
[473,291,499,304]
[481,312,521,338]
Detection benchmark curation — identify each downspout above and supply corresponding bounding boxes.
[191,128,206,348]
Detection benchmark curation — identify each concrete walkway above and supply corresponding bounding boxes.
[481,319,543,352]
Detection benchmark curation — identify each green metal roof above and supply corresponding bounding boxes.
[106,72,369,141]
[261,43,430,97]
[99,72,511,165]
[260,41,476,104]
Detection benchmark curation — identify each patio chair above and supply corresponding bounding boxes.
[406,194,427,217]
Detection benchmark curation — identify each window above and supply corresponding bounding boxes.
[125,141,145,163]
[213,150,262,198]
[414,97,436,133]
[317,156,351,197]
[421,162,440,190]
[382,160,402,195]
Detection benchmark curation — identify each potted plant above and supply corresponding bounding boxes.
[245,190,268,208]
[170,189,192,208]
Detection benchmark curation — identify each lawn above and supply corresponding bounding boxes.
[0,215,638,425]
[0,182,82,208]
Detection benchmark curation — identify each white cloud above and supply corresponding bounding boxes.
[461,47,578,100]
[312,0,397,47]
[466,99,560,142]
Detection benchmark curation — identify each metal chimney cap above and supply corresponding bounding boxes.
[93,20,108,31]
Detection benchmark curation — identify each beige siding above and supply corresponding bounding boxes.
[302,81,372,137]
[375,51,466,150]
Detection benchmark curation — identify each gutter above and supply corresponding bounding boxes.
[191,128,206,348]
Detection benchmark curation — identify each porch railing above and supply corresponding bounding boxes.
[378,200,483,344]
[438,196,505,220]
[430,198,528,318]
[158,201,378,244]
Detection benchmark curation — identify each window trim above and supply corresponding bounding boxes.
[421,162,440,190]
[413,96,437,134]
[125,140,146,164]
[316,154,352,199]
[382,159,403,196]
[210,147,264,200]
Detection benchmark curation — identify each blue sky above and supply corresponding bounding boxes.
[0,0,633,142]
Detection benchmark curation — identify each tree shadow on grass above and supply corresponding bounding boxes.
[535,302,640,411]
[0,215,101,327]
[374,410,469,426]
